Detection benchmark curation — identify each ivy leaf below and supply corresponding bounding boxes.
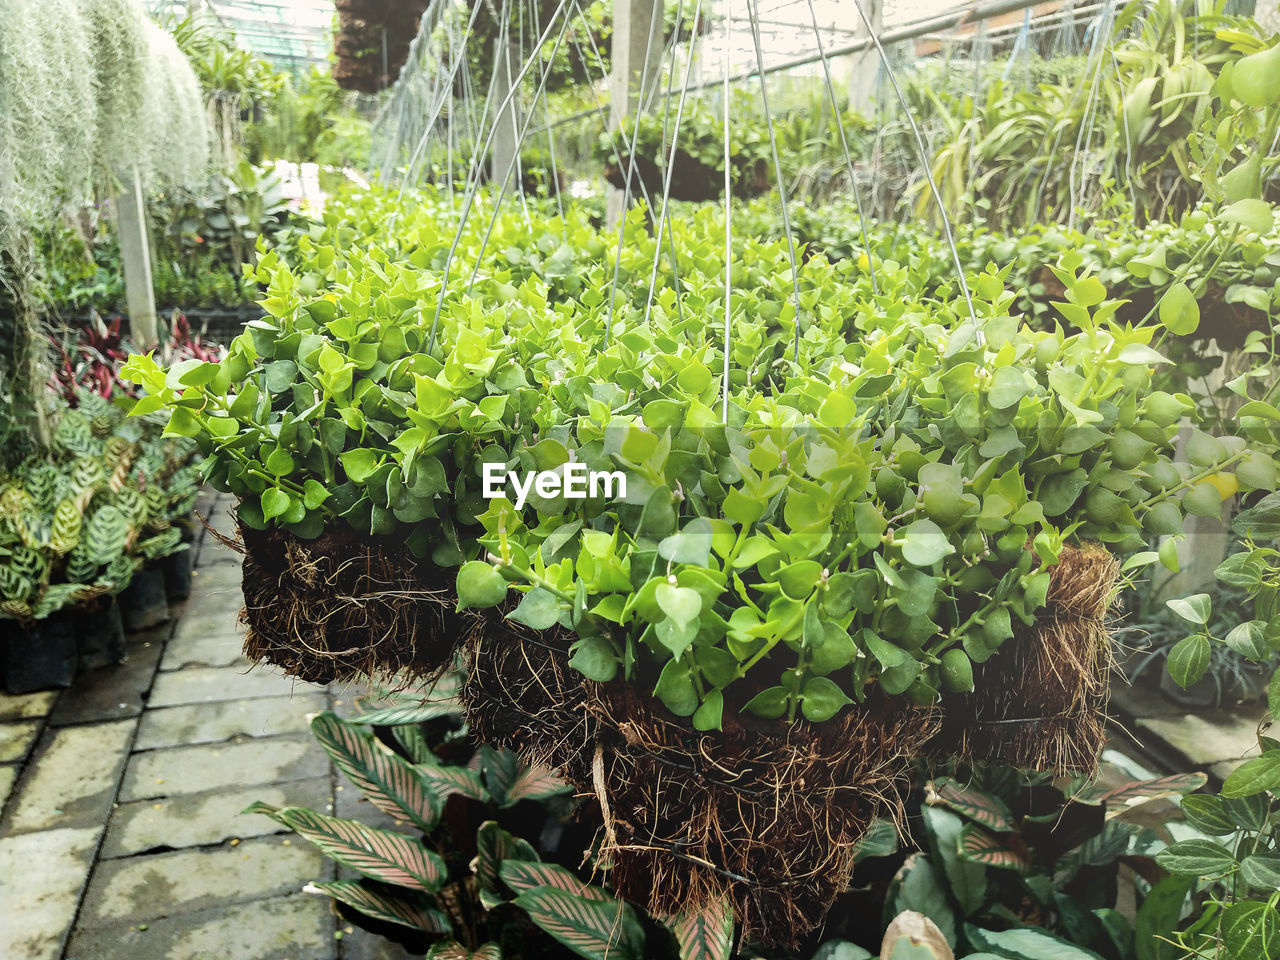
[1166,594,1211,625]
[1221,900,1280,960]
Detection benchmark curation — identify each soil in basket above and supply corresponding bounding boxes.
[237,523,482,686]
[462,620,937,947]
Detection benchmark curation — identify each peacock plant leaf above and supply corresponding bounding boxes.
[417,763,488,803]
[927,779,1016,832]
[473,820,539,910]
[957,824,1031,872]
[243,802,447,891]
[425,943,502,960]
[83,505,129,565]
[49,498,83,555]
[498,861,611,903]
[513,887,646,960]
[671,898,734,960]
[303,879,451,933]
[309,711,442,833]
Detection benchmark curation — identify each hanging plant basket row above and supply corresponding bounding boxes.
[121,186,1280,947]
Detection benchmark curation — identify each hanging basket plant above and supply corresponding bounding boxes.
[121,186,1279,947]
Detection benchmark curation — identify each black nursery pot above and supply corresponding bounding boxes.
[2,612,77,694]
[161,547,194,602]
[119,566,171,632]
[74,597,127,671]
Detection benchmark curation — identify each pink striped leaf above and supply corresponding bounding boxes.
[473,820,539,909]
[928,779,1015,832]
[513,888,645,960]
[1074,773,1208,817]
[306,879,450,932]
[498,860,611,902]
[310,711,441,832]
[426,943,502,960]
[418,763,488,803]
[481,746,569,807]
[671,898,734,960]
[245,803,446,891]
[957,823,1030,872]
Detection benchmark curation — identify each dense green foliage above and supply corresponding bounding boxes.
[0,391,198,620]
[124,181,1277,729]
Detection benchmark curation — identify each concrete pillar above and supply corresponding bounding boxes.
[116,167,158,351]
[607,0,664,223]
[491,37,522,195]
[847,0,883,116]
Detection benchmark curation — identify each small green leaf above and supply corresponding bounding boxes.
[341,449,382,483]
[656,584,702,625]
[261,488,291,520]
[1158,282,1200,336]
[800,676,851,722]
[569,636,618,682]
[899,519,956,568]
[1155,838,1237,878]
[742,686,788,719]
[456,561,507,609]
[1221,753,1280,798]
[1219,198,1275,235]
[1221,900,1280,960]
[510,588,561,629]
[1166,634,1210,689]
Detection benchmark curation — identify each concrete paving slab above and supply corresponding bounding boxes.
[80,835,326,928]
[0,719,41,763]
[0,689,58,721]
[0,763,16,813]
[148,665,324,707]
[1136,709,1265,768]
[168,604,243,650]
[49,639,163,727]
[337,925,423,960]
[135,695,326,751]
[160,628,247,672]
[65,894,336,960]
[120,736,329,802]
[6,720,134,833]
[101,778,332,859]
[0,826,100,960]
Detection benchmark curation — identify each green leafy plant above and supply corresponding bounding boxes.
[247,684,741,960]
[875,764,1206,960]
[123,180,1278,730]
[0,391,198,621]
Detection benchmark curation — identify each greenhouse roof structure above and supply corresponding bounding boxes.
[147,0,333,71]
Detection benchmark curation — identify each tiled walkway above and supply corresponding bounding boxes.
[0,494,409,960]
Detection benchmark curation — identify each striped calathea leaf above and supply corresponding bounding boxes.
[309,710,442,832]
[243,803,446,890]
[303,880,451,933]
[512,887,645,960]
[671,899,734,960]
